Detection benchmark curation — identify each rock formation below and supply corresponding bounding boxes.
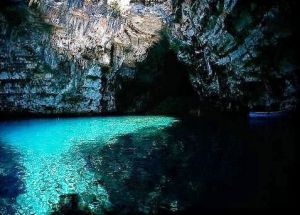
[0,0,298,115]
[0,0,174,114]
[170,0,298,111]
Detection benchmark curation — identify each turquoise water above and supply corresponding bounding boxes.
[1,116,297,213]
[0,116,178,214]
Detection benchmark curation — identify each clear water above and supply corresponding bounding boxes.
[0,116,297,214]
[0,116,178,214]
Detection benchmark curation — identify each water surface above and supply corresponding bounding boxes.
[0,116,297,214]
[0,116,178,214]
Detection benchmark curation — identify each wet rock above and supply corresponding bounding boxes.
[50,194,92,215]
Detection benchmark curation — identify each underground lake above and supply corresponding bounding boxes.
[0,115,297,214]
[1,0,299,214]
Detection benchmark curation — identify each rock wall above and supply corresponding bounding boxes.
[170,0,299,111]
[0,0,298,115]
[0,0,173,114]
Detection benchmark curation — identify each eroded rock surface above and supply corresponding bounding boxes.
[170,0,298,111]
[0,0,298,114]
[0,0,172,114]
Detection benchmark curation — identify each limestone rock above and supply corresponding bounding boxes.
[0,0,172,114]
[170,0,298,111]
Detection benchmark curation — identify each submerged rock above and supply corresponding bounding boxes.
[50,194,92,215]
[0,141,25,215]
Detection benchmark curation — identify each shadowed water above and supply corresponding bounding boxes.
[0,116,178,214]
[0,116,297,214]
[78,116,297,214]
[0,141,25,214]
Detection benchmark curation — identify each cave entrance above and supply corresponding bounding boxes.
[115,32,199,115]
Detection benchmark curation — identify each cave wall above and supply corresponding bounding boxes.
[170,0,299,111]
[0,0,298,115]
[0,0,175,115]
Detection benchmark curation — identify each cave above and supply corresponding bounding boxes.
[0,1,298,214]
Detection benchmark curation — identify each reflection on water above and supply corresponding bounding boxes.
[0,116,297,214]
